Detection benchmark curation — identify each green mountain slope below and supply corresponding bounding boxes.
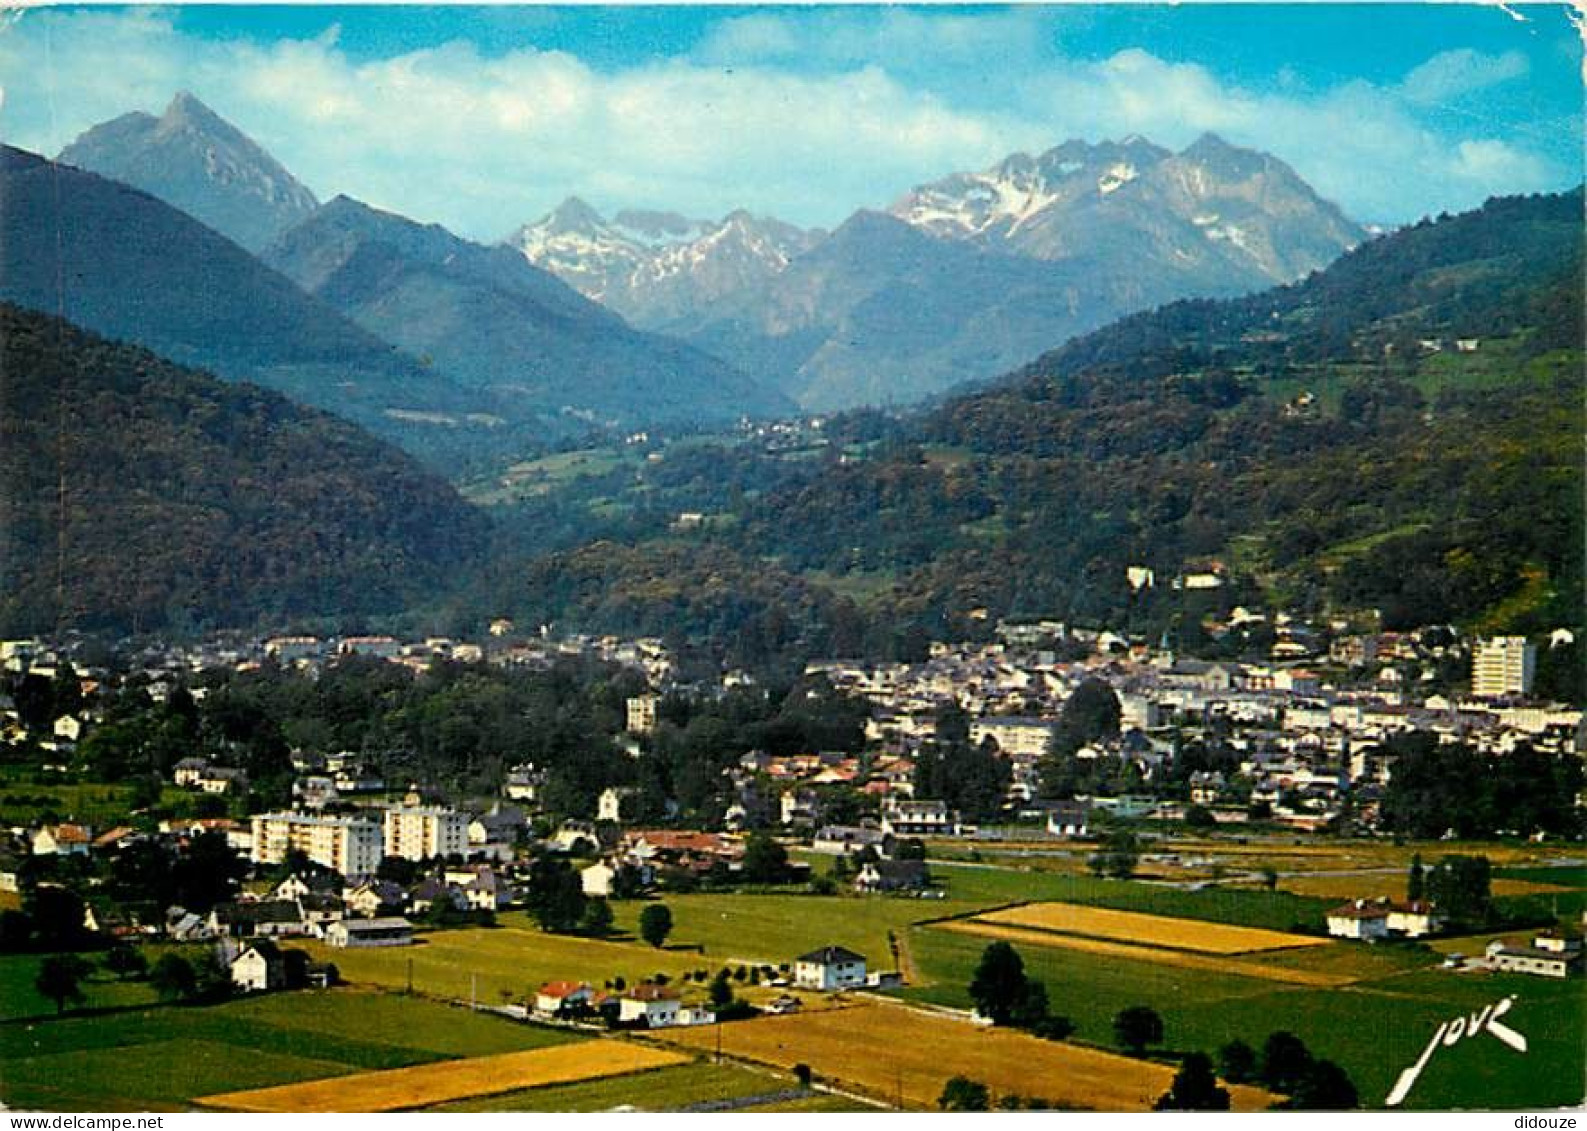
[0,145,515,468]
[0,304,489,635]
[486,190,1583,668]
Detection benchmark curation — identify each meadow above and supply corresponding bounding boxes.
[0,988,572,1111]
[900,917,1585,1110]
[654,999,1276,1111]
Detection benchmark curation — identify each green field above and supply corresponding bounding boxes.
[1,952,166,1020]
[0,769,201,827]
[307,923,708,1003]
[609,891,991,968]
[900,918,1585,1110]
[1,989,573,1111]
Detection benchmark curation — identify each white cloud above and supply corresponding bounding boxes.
[1399,49,1530,105]
[0,8,1569,240]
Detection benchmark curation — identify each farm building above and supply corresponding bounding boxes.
[325,917,413,948]
[1485,935,1583,978]
[794,945,867,990]
[1045,801,1091,838]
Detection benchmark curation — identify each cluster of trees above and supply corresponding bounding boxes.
[1218,1032,1359,1110]
[967,942,1075,1041]
[1379,733,1583,840]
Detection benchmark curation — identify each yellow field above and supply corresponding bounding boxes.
[655,1001,1275,1111]
[938,921,1353,987]
[974,902,1328,955]
[201,1040,688,1112]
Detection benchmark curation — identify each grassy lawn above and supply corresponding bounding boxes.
[0,988,574,1111]
[609,891,990,969]
[304,924,707,1004]
[0,769,198,827]
[423,1059,785,1111]
[0,953,165,1020]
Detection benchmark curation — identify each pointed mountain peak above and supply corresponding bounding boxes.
[162,91,230,131]
[1182,132,1245,160]
[546,196,607,231]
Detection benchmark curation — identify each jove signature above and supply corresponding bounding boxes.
[1385,995,1528,1107]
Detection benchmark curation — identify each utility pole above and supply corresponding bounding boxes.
[471,971,478,1011]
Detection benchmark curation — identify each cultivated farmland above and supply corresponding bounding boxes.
[937,919,1352,986]
[654,1000,1275,1111]
[972,902,1329,954]
[202,1039,688,1112]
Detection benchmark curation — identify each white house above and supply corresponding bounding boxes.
[534,980,595,1016]
[793,945,867,991]
[1385,901,1445,938]
[618,983,682,1027]
[597,787,641,824]
[1326,900,1391,941]
[1045,802,1091,838]
[230,941,286,992]
[581,861,617,897]
[880,800,961,837]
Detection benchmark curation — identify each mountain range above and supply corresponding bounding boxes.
[511,134,1365,411]
[0,144,506,466]
[492,188,1583,670]
[262,196,793,428]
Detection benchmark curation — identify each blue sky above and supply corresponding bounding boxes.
[0,4,1579,240]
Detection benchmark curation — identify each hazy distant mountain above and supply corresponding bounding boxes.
[508,199,824,328]
[269,197,794,427]
[515,134,1361,411]
[0,145,503,466]
[0,302,489,636]
[58,92,319,253]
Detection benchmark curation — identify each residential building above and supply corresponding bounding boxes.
[230,941,286,992]
[881,800,961,837]
[794,945,867,991]
[854,859,929,893]
[250,812,382,876]
[626,694,658,735]
[535,980,594,1016]
[1326,900,1391,941]
[1472,636,1536,698]
[618,983,682,1027]
[383,806,469,862]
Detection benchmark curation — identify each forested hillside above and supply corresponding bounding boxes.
[0,305,489,635]
[486,190,1583,672]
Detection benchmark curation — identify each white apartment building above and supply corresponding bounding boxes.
[250,812,382,876]
[1472,636,1536,698]
[383,806,469,862]
[626,694,658,735]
